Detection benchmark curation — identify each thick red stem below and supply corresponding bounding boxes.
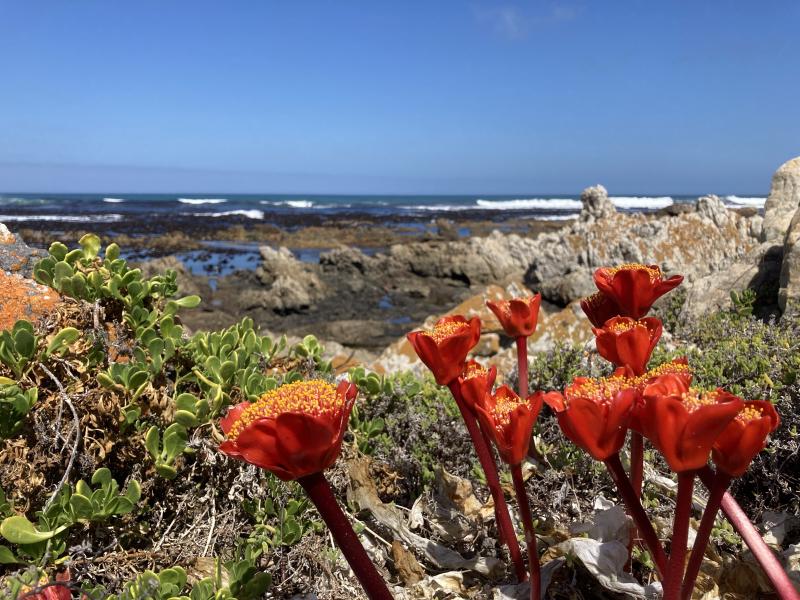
[663,471,695,600]
[511,464,541,600]
[516,336,528,398]
[448,382,527,582]
[630,431,644,498]
[604,453,667,577]
[680,471,730,600]
[697,466,800,600]
[298,472,393,600]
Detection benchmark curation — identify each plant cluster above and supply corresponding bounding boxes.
[0,235,332,598]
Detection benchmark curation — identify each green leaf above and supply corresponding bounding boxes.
[45,327,81,357]
[163,424,188,460]
[0,515,60,544]
[91,467,113,486]
[49,242,68,261]
[79,233,101,259]
[53,260,74,283]
[69,494,94,520]
[174,295,201,309]
[144,426,161,458]
[125,480,141,505]
[155,464,178,480]
[0,545,18,564]
[0,377,14,386]
[105,242,120,262]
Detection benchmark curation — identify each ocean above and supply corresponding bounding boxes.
[0,193,767,225]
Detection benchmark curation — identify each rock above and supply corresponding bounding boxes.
[254,246,326,313]
[137,255,208,298]
[526,191,760,306]
[657,204,693,217]
[762,156,800,243]
[680,243,783,321]
[318,319,389,348]
[0,224,48,278]
[778,208,800,316]
[319,245,375,293]
[579,185,616,222]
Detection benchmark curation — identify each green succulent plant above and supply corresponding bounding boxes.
[145,423,188,479]
[0,321,38,379]
[0,380,37,438]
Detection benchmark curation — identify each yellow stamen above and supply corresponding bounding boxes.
[492,392,527,427]
[463,362,488,380]
[737,405,764,423]
[567,374,635,405]
[680,389,719,412]
[608,319,648,333]
[422,319,468,343]
[636,361,691,386]
[227,379,340,440]
[605,263,661,281]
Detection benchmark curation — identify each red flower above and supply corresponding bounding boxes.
[593,316,662,375]
[407,315,481,385]
[22,570,75,600]
[457,359,497,413]
[220,379,357,481]
[593,264,683,320]
[545,374,639,461]
[580,291,622,327]
[475,385,543,465]
[486,294,542,338]
[638,374,743,472]
[712,400,780,477]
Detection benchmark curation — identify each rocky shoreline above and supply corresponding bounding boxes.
[4,158,799,373]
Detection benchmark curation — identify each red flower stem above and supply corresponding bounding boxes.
[511,464,541,600]
[697,466,800,600]
[680,470,730,600]
[297,472,393,600]
[516,336,528,397]
[663,471,695,600]
[625,431,645,572]
[630,431,644,498]
[604,453,667,577]
[448,382,527,582]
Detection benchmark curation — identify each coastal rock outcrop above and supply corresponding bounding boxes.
[762,157,800,243]
[579,185,616,222]
[0,224,61,330]
[525,194,759,306]
[681,156,800,320]
[248,245,326,313]
[779,203,800,316]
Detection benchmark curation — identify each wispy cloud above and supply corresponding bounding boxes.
[473,2,580,40]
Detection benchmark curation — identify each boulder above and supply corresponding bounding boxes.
[762,157,800,243]
[778,208,800,316]
[526,193,760,306]
[0,224,47,278]
[579,185,616,222]
[253,246,326,313]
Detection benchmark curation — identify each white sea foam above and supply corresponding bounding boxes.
[178,198,228,205]
[260,200,314,208]
[476,198,581,210]
[103,197,125,203]
[536,213,580,221]
[0,214,123,222]
[725,195,767,207]
[609,196,673,209]
[192,209,264,219]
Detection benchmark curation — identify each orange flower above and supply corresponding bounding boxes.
[407,315,481,385]
[593,316,662,375]
[545,373,639,461]
[475,385,543,465]
[638,374,743,472]
[486,294,542,338]
[220,379,357,481]
[712,400,780,477]
[593,264,683,320]
[580,291,622,328]
[457,359,497,413]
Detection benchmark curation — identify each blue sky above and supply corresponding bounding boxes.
[0,1,798,194]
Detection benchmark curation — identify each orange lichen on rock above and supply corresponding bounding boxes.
[0,271,62,331]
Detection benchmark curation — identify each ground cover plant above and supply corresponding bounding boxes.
[1,236,798,599]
